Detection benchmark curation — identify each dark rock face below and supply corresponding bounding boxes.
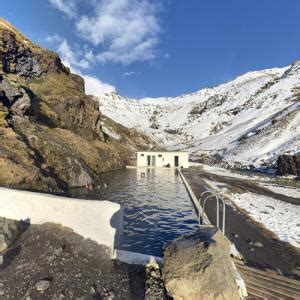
[276,155,297,176]
[0,77,31,116]
[0,25,70,78]
[1,30,43,77]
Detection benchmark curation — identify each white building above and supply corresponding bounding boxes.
[137,151,189,168]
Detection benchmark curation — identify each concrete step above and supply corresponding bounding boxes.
[238,268,300,293]
[245,282,295,299]
[234,261,300,299]
[242,275,299,299]
[246,286,276,299]
[235,261,300,288]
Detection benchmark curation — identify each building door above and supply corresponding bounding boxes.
[147,155,151,166]
[174,156,179,167]
[151,155,156,166]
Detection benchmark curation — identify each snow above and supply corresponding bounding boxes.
[203,177,300,248]
[260,184,300,198]
[102,126,121,140]
[229,192,300,248]
[201,164,300,198]
[201,164,264,180]
[97,62,300,167]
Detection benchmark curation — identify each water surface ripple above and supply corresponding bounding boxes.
[67,168,199,256]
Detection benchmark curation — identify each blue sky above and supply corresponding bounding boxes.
[2,0,300,98]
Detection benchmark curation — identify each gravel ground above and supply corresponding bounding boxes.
[0,218,168,299]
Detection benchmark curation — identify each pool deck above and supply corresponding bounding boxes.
[181,168,300,280]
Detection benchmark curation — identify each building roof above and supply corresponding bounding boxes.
[137,151,189,154]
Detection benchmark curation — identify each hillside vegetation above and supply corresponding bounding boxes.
[0,18,155,191]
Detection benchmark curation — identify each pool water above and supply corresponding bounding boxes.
[67,168,199,256]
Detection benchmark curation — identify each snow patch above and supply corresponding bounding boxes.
[230,192,300,248]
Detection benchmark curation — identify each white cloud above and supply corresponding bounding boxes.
[47,35,92,70]
[46,34,115,96]
[122,71,138,77]
[50,0,162,65]
[83,75,116,95]
[49,0,77,18]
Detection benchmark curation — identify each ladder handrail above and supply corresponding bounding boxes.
[198,190,214,207]
[202,194,219,227]
[201,191,226,235]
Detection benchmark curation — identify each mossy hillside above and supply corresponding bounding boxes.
[0,18,156,191]
[0,124,59,191]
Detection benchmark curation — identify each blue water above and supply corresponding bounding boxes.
[67,168,199,256]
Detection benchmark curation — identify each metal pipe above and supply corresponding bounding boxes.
[218,196,226,235]
[199,190,214,207]
[202,195,218,226]
[198,190,214,225]
[198,190,226,235]
[216,195,220,229]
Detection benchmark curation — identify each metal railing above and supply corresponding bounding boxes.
[198,190,226,235]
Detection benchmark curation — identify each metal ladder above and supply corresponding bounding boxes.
[198,190,226,235]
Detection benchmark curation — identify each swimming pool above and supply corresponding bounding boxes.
[67,168,198,256]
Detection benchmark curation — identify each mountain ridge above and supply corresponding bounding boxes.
[97,62,299,169]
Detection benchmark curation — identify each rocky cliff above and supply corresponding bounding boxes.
[0,18,154,192]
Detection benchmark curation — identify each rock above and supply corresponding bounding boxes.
[11,91,31,116]
[54,247,63,256]
[0,255,3,265]
[276,155,297,176]
[89,286,96,295]
[0,78,31,117]
[163,227,240,300]
[291,267,300,277]
[277,268,283,276]
[104,290,115,300]
[3,223,11,238]
[35,280,51,292]
[150,270,160,279]
[0,234,7,252]
[254,241,264,248]
[145,264,167,299]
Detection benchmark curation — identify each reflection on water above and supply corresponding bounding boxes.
[67,168,198,256]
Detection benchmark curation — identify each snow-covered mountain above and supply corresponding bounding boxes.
[96,62,300,168]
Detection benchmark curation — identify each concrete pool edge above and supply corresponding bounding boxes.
[0,187,123,257]
[113,249,163,266]
[178,169,211,225]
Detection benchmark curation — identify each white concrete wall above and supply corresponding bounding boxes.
[0,187,123,256]
[137,152,189,168]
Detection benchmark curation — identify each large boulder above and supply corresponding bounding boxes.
[276,155,297,176]
[163,227,240,300]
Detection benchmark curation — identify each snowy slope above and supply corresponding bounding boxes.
[96,62,300,168]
